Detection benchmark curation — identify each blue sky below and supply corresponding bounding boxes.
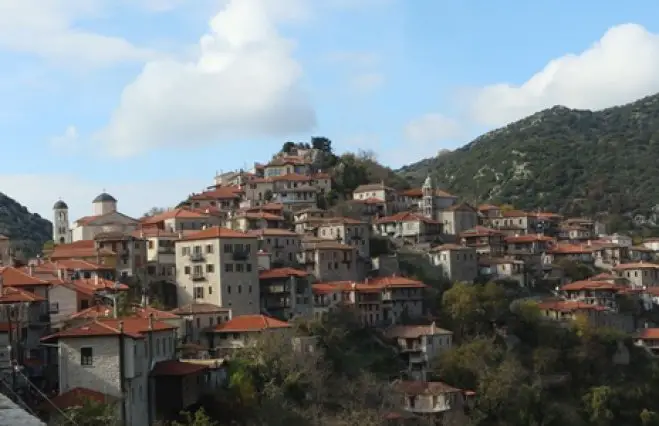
[2,0,659,222]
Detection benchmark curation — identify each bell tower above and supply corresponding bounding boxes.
[421,175,434,219]
[53,199,71,244]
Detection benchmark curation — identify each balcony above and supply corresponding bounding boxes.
[191,272,205,281]
[158,246,175,254]
[232,250,249,261]
[189,252,205,262]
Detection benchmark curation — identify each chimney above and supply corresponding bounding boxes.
[431,321,436,334]
[28,265,33,276]
[118,321,124,333]
[57,268,63,280]
[351,281,356,290]
[148,313,154,331]
[94,274,99,287]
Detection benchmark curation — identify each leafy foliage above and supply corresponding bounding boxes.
[398,93,659,217]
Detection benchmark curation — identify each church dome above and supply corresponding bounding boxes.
[93,192,117,203]
[53,200,68,209]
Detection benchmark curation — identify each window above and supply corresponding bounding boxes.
[206,264,214,273]
[224,244,233,253]
[49,302,59,314]
[80,299,89,309]
[208,286,213,295]
[248,285,252,294]
[184,266,191,275]
[236,264,244,272]
[246,264,252,272]
[206,244,214,253]
[194,287,204,299]
[225,263,233,273]
[80,347,93,366]
[238,285,242,294]
[182,246,190,256]
[149,241,154,249]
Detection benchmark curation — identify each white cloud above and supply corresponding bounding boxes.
[0,0,154,67]
[351,73,385,92]
[323,51,380,67]
[0,174,208,223]
[469,23,659,127]
[50,125,79,153]
[95,0,316,158]
[404,113,463,144]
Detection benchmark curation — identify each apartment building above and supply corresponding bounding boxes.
[613,262,659,288]
[428,244,478,283]
[175,227,260,315]
[250,228,301,267]
[299,238,359,282]
[171,303,232,345]
[0,286,46,371]
[459,226,505,256]
[316,217,371,258]
[228,210,286,231]
[374,212,442,244]
[437,203,479,238]
[43,316,207,425]
[293,208,329,234]
[259,267,312,319]
[140,228,179,285]
[141,208,220,232]
[187,186,243,210]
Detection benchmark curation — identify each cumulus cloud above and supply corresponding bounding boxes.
[469,23,659,127]
[0,174,207,222]
[95,0,316,157]
[404,113,463,144]
[50,125,79,153]
[0,0,154,67]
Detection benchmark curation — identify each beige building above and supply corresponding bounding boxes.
[141,228,179,284]
[250,228,301,267]
[70,193,140,242]
[437,203,479,237]
[393,380,468,424]
[478,257,526,286]
[374,212,442,243]
[94,231,147,282]
[171,303,232,345]
[208,314,292,352]
[294,208,329,235]
[141,208,220,232]
[228,210,286,231]
[352,183,406,214]
[299,238,358,282]
[428,244,478,283]
[613,262,659,288]
[187,185,243,210]
[316,217,371,258]
[460,226,506,256]
[175,227,260,316]
[385,323,453,380]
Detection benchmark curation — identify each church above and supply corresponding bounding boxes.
[53,192,140,243]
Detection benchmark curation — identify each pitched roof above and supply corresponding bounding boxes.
[0,286,45,303]
[248,228,300,237]
[0,267,50,287]
[42,317,177,341]
[259,268,309,280]
[189,186,243,201]
[141,208,211,224]
[398,188,455,198]
[613,261,659,270]
[171,303,229,315]
[376,211,440,224]
[50,240,115,259]
[384,324,452,339]
[505,234,556,243]
[212,315,291,333]
[393,380,461,395]
[459,226,503,237]
[559,280,622,292]
[68,305,178,320]
[46,388,118,411]
[536,300,608,312]
[429,243,473,252]
[178,226,255,241]
[312,276,426,294]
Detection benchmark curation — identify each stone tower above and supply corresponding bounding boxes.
[421,174,434,219]
[53,199,71,244]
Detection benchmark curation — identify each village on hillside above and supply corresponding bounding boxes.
[1,143,659,425]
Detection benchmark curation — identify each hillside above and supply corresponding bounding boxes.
[0,193,52,254]
[398,93,659,217]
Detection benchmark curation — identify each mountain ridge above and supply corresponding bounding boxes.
[0,192,52,255]
[397,92,659,217]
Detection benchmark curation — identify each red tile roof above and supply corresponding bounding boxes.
[179,226,255,241]
[69,305,178,320]
[259,267,309,280]
[237,211,284,221]
[536,300,608,312]
[559,280,622,292]
[0,266,50,287]
[459,226,503,237]
[548,244,595,255]
[505,234,555,243]
[42,317,177,341]
[399,188,455,198]
[212,315,291,333]
[151,360,208,376]
[0,286,45,303]
[637,328,659,339]
[246,203,284,213]
[376,211,440,224]
[312,276,426,294]
[46,388,118,411]
[50,240,115,259]
[189,186,243,201]
[141,208,210,224]
[613,262,659,270]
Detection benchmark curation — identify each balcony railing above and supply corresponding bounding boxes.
[189,252,205,262]
[191,272,205,281]
[158,247,175,254]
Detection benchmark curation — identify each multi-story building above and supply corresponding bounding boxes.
[43,316,209,425]
[459,226,505,256]
[259,267,312,319]
[374,212,442,244]
[312,276,426,325]
[353,183,406,214]
[612,262,659,288]
[299,238,359,282]
[428,244,478,283]
[316,217,371,258]
[141,208,220,232]
[437,203,479,238]
[186,186,243,210]
[174,227,260,315]
[393,380,469,425]
[208,314,293,352]
[94,232,147,282]
[293,208,329,234]
[385,323,453,380]
[228,210,286,231]
[140,228,179,287]
[171,303,232,345]
[250,229,301,267]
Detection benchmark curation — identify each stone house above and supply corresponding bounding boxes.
[428,244,478,283]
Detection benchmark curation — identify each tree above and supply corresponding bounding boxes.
[263,190,273,202]
[281,141,296,154]
[582,386,616,426]
[56,398,117,426]
[171,408,218,426]
[144,207,167,217]
[311,136,333,153]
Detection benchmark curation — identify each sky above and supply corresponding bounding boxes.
[2,0,659,223]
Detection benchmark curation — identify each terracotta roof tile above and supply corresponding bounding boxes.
[212,314,291,332]
[393,380,461,395]
[505,234,555,243]
[189,186,243,201]
[171,303,229,315]
[69,305,178,320]
[259,267,309,280]
[46,388,118,411]
[0,267,50,287]
[548,244,595,255]
[42,317,177,341]
[559,280,622,292]
[376,211,440,225]
[142,208,211,224]
[179,226,256,241]
[248,228,300,237]
[536,300,608,312]
[613,262,659,270]
[637,328,659,339]
[0,286,45,303]
[459,226,503,237]
[312,276,426,294]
